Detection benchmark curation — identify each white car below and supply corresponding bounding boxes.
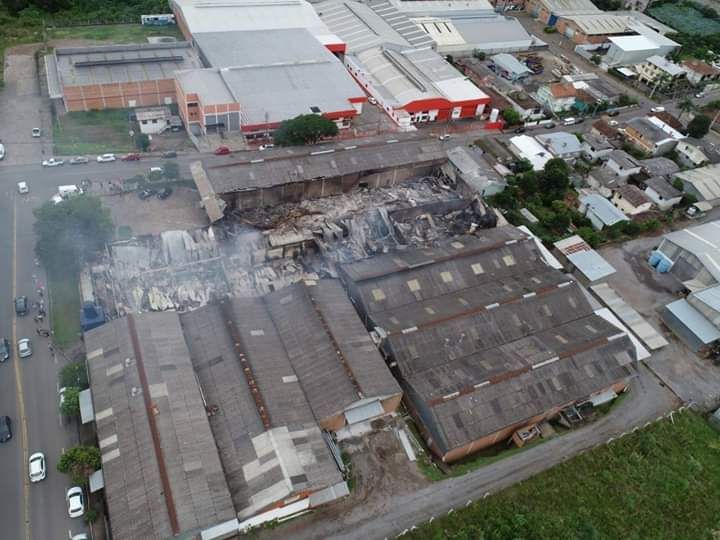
[97,153,116,163]
[42,158,64,167]
[17,338,32,358]
[59,387,67,409]
[258,144,275,150]
[17,182,29,194]
[66,486,85,518]
[32,128,41,138]
[0,143,5,160]
[69,156,89,165]
[71,535,88,540]
[608,120,619,127]
[368,96,378,105]
[29,452,46,482]
[650,106,665,113]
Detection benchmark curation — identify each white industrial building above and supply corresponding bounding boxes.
[675,164,720,205]
[604,33,680,67]
[508,134,552,171]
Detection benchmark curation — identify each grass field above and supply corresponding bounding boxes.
[408,411,720,540]
[47,23,183,43]
[648,4,720,36]
[53,109,135,155]
[49,271,81,348]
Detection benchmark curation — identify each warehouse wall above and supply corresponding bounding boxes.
[63,79,177,112]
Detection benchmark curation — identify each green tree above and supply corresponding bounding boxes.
[135,133,150,152]
[163,161,179,179]
[502,108,522,126]
[33,195,113,275]
[60,387,81,417]
[672,178,684,192]
[60,362,88,390]
[590,54,601,65]
[541,158,570,194]
[57,446,101,485]
[472,49,486,60]
[273,114,339,146]
[677,98,696,122]
[687,114,712,138]
[620,220,641,236]
[577,226,601,248]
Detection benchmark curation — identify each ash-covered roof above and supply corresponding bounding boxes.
[339,226,636,454]
[85,312,235,540]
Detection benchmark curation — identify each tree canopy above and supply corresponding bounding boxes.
[57,446,101,485]
[60,362,89,389]
[60,387,81,417]
[687,114,712,138]
[273,114,339,146]
[501,108,521,126]
[33,194,113,274]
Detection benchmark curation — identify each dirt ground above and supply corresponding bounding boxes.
[100,186,208,236]
[599,236,720,410]
[258,419,428,539]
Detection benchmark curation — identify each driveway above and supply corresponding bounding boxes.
[0,44,53,165]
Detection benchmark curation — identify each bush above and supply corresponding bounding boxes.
[57,446,101,485]
[687,114,712,138]
[590,54,601,65]
[60,387,81,417]
[59,362,88,389]
[472,49,486,61]
[135,133,150,151]
[543,26,557,33]
[672,178,684,191]
[274,114,339,146]
[84,508,98,524]
[502,108,522,126]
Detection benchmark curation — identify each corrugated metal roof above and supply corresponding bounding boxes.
[665,298,720,344]
[567,250,616,282]
[85,312,235,539]
[79,388,94,424]
[676,164,720,202]
[580,193,629,226]
[661,220,720,281]
[692,284,720,313]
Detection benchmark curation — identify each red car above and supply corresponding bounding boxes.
[121,153,140,161]
[214,146,231,156]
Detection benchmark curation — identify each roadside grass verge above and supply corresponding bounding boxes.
[47,24,183,43]
[53,109,135,155]
[408,410,720,540]
[49,270,81,348]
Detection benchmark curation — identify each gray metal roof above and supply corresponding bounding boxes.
[180,303,344,518]
[665,298,720,344]
[607,149,640,170]
[54,42,202,86]
[661,220,720,282]
[199,138,448,194]
[691,284,720,313]
[567,249,616,282]
[627,117,673,144]
[536,131,583,156]
[640,156,680,177]
[339,226,636,453]
[446,146,505,194]
[368,0,436,49]
[645,176,681,199]
[445,17,532,49]
[491,53,531,76]
[581,193,630,226]
[85,312,235,540]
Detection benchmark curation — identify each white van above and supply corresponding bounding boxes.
[58,185,81,198]
[563,117,576,126]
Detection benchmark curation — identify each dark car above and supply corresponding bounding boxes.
[14,296,27,316]
[513,127,526,134]
[137,189,156,200]
[544,122,556,129]
[0,416,12,443]
[608,110,620,117]
[0,338,9,362]
[121,153,141,161]
[156,187,172,200]
[214,146,231,156]
[161,151,177,158]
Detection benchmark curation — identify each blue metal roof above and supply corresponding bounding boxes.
[581,193,629,226]
[666,299,720,344]
[567,249,616,282]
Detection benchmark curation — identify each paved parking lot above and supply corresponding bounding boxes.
[0,45,53,165]
[599,236,720,410]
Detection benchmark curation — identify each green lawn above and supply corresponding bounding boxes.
[47,23,183,43]
[408,411,720,540]
[53,109,135,155]
[49,270,81,348]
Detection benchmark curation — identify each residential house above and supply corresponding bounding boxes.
[536,132,583,162]
[681,59,720,87]
[648,111,685,134]
[509,135,552,171]
[639,156,680,178]
[611,184,653,215]
[603,149,642,178]
[136,106,172,134]
[635,55,687,87]
[490,53,532,81]
[444,146,506,197]
[675,140,709,169]
[624,117,678,156]
[592,119,619,140]
[588,167,626,198]
[582,132,613,162]
[507,91,545,120]
[643,176,682,210]
[579,193,630,230]
[675,164,720,204]
[536,82,576,113]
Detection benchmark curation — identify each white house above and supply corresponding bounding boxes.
[535,132,582,162]
[136,106,172,135]
[535,82,576,113]
[611,184,653,216]
[582,132,613,162]
[508,135,551,171]
[603,149,642,178]
[643,177,683,210]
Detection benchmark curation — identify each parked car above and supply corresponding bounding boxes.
[438,134,451,141]
[650,106,665,113]
[157,187,172,200]
[69,156,89,165]
[71,535,88,540]
[0,143,5,160]
[121,153,140,161]
[0,338,9,362]
[161,151,177,158]
[0,416,12,443]
[66,487,85,518]
[41,158,64,167]
[28,452,46,482]
[17,338,32,358]
[97,153,116,163]
[59,387,67,409]
[258,144,275,150]
[544,122,556,129]
[32,128,41,137]
[138,188,156,200]
[214,146,231,155]
[513,127,526,134]
[609,120,619,127]
[368,96,378,105]
[17,181,29,194]
[607,110,620,117]
[14,296,28,316]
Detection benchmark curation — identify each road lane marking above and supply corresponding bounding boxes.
[11,198,31,540]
